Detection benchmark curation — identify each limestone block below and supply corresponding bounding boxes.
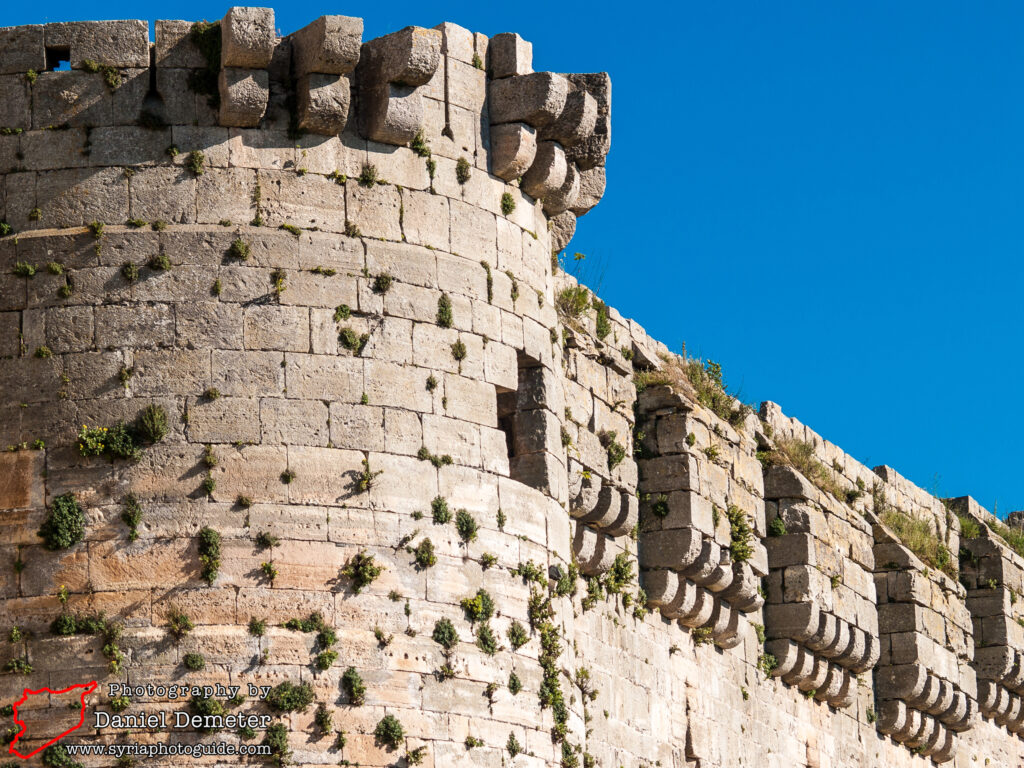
[155,20,206,68]
[221,7,276,69]
[357,26,442,145]
[0,452,45,511]
[346,181,403,241]
[188,397,261,444]
[449,200,497,265]
[489,73,568,128]
[542,161,581,216]
[541,89,598,148]
[401,189,450,251]
[45,306,94,354]
[565,72,612,171]
[296,73,352,135]
[0,76,30,132]
[218,67,270,127]
[243,305,310,352]
[291,15,362,76]
[43,20,149,69]
[572,166,606,217]
[32,71,110,129]
[490,123,537,181]
[550,211,577,253]
[488,33,532,79]
[521,141,568,200]
[0,25,45,75]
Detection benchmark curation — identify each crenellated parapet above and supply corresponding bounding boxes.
[762,465,879,708]
[0,8,611,242]
[950,496,1024,738]
[634,381,766,649]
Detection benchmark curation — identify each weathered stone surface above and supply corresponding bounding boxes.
[490,122,537,181]
[488,32,532,79]
[221,7,276,68]
[489,72,568,127]
[357,26,442,145]
[291,15,362,76]
[218,67,270,127]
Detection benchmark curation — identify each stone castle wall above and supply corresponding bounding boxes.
[0,8,1021,768]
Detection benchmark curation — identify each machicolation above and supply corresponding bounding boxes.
[0,7,1021,767]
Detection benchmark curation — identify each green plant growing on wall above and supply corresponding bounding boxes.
[182,653,205,671]
[38,493,85,550]
[267,681,315,712]
[431,495,452,524]
[598,430,626,470]
[138,404,168,443]
[167,609,194,639]
[186,150,205,176]
[506,732,522,757]
[374,714,405,750]
[197,527,221,584]
[476,623,501,655]
[507,620,529,651]
[341,666,366,705]
[314,702,333,734]
[455,510,478,543]
[412,538,436,569]
[121,262,139,282]
[725,505,753,562]
[147,248,174,270]
[358,163,379,187]
[460,589,494,623]
[341,550,384,593]
[456,157,472,184]
[593,299,611,340]
[501,192,516,215]
[437,294,453,328]
[121,494,143,542]
[228,238,251,260]
[262,722,289,766]
[356,458,383,492]
[768,516,787,537]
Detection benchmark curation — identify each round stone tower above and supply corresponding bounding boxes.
[0,8,623,766]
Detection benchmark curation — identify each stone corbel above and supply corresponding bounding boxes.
[356,26,441,145]
[219,6,276,127]
[290,15,362,135]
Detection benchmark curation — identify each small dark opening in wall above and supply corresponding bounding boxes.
[497,390,517,459]
[45,47,71,71]
[496,351,542,474]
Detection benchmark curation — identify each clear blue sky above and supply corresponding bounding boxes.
[14,2,1024,515]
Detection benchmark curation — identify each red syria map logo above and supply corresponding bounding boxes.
[6,681,97,759]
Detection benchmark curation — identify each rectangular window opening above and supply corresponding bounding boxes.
[45,46,71,72]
